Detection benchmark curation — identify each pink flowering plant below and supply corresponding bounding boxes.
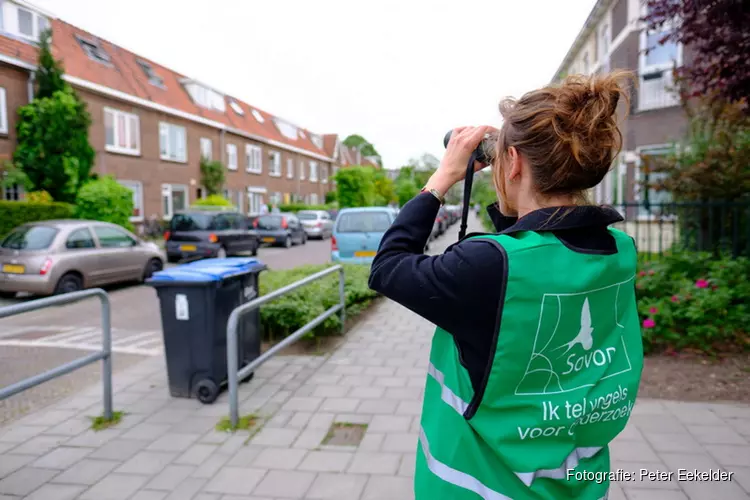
[635,251,750,354]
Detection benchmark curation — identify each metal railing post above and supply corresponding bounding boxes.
[226,265,345,428]
[338,267,346,335]
[0,289,113,420]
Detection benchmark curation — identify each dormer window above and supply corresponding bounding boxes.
[251,109,265,123]
[229,100,244,115]
[273,118,298,141]
[299,130,306,139]
[183,81,225,112]
[77,37,110,64]
[137,60,164,88]
[4,4,49,42]
[310,134,323,149]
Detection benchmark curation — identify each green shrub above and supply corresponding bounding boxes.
[636,250,750,354]
[277,203,332,213]
[25,190,53,204]
[75,176,134,231]
[193,195,233,208]
[0,200,75,238]
[259,264,379,341]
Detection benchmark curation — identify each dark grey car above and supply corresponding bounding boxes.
[253,213,307,248]
[165,211,259,263]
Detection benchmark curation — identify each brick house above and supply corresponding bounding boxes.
[0,0,341,224]
[551,0,688,219]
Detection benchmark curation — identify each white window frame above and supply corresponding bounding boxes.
[226,143,238,171]
[310,193,319,205]
[16,6,46,42]
[286,158,294,179]
[268,151,282,177]
[118,180,144,222]
[247,186,267,215]
[321,165,329,184]
[161,183,189,220]
[299,160,306,180]
[0,87,7,134]
[104,107,140,156]
[200,137,212,161]
[309,161,318,182]
[634,144,676,221]
[598,23,610,64]
[582,52,590,74]
[638,4,683,112]
[159,122,187,163]
[246,144,262,174]
[3,183,23,201]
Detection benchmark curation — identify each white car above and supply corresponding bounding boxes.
[297,210,334,240]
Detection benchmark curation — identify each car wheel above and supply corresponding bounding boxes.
[251,242,258,257]
[301,234,307,245]
[54,273,83,295]
[143,258,163,281]
[0,291,17,299]
[167,255,180,264]
[284,236,292,249]
[216,246,227,258]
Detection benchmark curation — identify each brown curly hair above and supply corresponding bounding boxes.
[493,70,634,203]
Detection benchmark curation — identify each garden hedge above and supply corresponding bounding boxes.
[259,263,378,341]
[277,203,334,213]
[0,200,75,238]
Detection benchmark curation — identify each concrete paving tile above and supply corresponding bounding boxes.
[24,483,86,500]
[356,400,398,415]
[623,490,688,499]
[320,398,361,413]
[251,448,307,470]
[0,426,46,444]
[193,452,232,479]
[80,473,149,500]
[368,416,411,433]
[250,427,300,447]
[660,452,748,499]
[281,397,322,412]
[292,428,328,450]
[705,444,750,467]
[145,464,196,491]
[203,467,266,496]
[52,459,120,485]
[164,477,207,500]
[361,475,413,500]
[348,452,401,475]
[120,423,172,441]
[382,434,418,453]
[398,453,416,477]
[298,451,353,472]
[687,424,748,445]
[0,454,34,479]
[312,385,350,398]
[641,432,705,453]
[130,491,168,500]
[252,470,316,498]
[10,435,67,456]
[306,473,368,500]
[116,451,177,475]
[0,467,59,496]
[725,466,750,494]
[175,443,219,465]
[31,447,91,470]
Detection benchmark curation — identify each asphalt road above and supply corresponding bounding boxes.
[0,238,334,426]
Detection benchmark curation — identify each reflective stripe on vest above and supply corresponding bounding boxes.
[427,362,468,415]
[419,427,511,500]
[514,446,603,486]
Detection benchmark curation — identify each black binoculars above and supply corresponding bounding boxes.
[443,130,496,165]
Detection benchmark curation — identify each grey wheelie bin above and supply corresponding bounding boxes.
[147,257,266,404]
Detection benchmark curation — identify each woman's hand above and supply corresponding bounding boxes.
[424,126,494,196]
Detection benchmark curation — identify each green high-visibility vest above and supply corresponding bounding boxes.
[415,228,643,500]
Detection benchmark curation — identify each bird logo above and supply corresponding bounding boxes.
[554,297,594,356]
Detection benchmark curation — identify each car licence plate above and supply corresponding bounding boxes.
[354,251,377,257]
[262,237,275,243]
[180,245,197,252]
[2,264,25,274]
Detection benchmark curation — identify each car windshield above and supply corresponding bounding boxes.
[256,215,283,230]
[336,212,391,233]
[170,213,215,231]
[1,226,59,250]
[297,212,317,221]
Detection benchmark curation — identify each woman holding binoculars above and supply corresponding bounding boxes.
[369,70,643,500]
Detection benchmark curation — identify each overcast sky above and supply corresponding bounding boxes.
[32,0,596,169]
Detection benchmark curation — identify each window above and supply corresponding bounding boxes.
[268,151,281,177]
[310,134,324,149]
[286,158,294,179]
[117,180,144,220]
[1,226,58,250]
[299,160,306,180]
[159,122,187,162]
[229,100,244,115]
[582,53,590,74]
[136,60,164,88]
[336,211,392,233]
[598,24,610,62]
[274,119,298,140]
[637,146,674,218]
[77,37,110,64]
[639,6,681,111]
[644,32,679,68]
[270,192,282,206]
[15,7,47,41]
[227,144,238,170]
[246,145,262,173]
[93,226,136,248]
[65,228,96,249]
[247,187,267,214]
[185,83,225,112]
[161,184,188,219]
[104,108,140,155]
[251,109,265,123]
[0,87,7,134]
[332,166,340,183]
[200,137,212,161]
[310,193,319,205]
[309,161,319,182]
[3,183,21,201]
[321,165,328,183]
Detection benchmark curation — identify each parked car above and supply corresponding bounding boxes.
[0,220,164,298]
[297,210,334,240]
[165,210,259,263]
[331,207,398,264]
[253,213,307,248]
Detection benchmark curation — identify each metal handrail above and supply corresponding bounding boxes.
[227,265,344,427]
[0,289,113,420]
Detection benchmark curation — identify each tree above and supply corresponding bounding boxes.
[75,176,134,231]
[334,166,394,207]
[13,34,94,203]
[200,158,225,196]
[642,0,750,107]
[372,168,395,205]
[36,29,66,99]
[342,134,381,162]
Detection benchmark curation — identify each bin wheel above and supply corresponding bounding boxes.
[195,379,219,404]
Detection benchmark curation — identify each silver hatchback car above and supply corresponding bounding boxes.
[0,220,164,298]
[297,210,334,240]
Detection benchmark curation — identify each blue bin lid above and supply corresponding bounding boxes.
[182,257,265,273]
[148,266,244,283]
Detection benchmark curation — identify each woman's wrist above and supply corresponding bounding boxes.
[423,172,456,198]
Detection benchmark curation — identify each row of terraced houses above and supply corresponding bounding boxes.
[0,0,379,225]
